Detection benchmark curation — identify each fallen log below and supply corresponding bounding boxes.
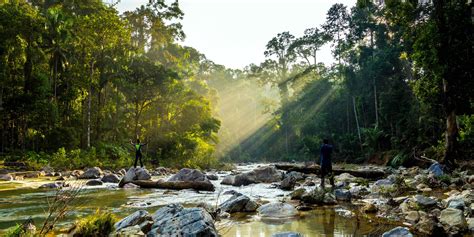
[129,180,215,192]
[275,164,386,180]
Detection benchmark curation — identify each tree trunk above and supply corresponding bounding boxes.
[128,180,215,192]
[87,62,94,148]
[353,96,362,146]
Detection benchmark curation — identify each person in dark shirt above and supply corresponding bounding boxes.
[320,138,334,189]
[131,138,147,168]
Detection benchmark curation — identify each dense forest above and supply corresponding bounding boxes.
[0,0,472,171]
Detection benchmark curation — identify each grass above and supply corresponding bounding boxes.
[74,209,117,236]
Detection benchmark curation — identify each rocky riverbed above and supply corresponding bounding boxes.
[0,163,473,236]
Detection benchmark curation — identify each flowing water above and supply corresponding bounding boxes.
[0,164,396,236]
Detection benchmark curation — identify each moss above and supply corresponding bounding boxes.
[74,209,117,237]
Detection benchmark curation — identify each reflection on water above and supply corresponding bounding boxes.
[221,207,391,237]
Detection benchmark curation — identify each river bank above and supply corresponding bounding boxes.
[0,163,473,236]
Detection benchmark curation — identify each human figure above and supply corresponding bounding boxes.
[320,138,334,189]
[131,138,147,168]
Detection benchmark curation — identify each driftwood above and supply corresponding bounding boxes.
[129,180,215,192]
[275,164,386,180]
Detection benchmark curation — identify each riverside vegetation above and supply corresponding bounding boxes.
[0,0,473,236]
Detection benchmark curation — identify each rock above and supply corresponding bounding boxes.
[123,183,139,189]
[335,189,351,201]
[14,175,23,181]
[219,194,258,213]
[39,182,62,189]
[439,208,467,231]
[468,175,474,184]
[119,167,152,187]
[301,188,325,204]
[323,192,336,204]
[447,198,466,210]
[220,175,235,185]
[428,163,443,177]
[222,190,242,196]
[336,173,357,182]
[55,176,66,181]
[0,169,10,174]
[349,186,369,197]
[152,167,172,176]
[405,211,420,223]
[415,216,437,235]
[168,168,208,182]
[111,225,145,236]
[148,204,217,237]
[280,176,296,190]
[101,174,120,183]
[86,179,103,186]
[71,170,83,177]
[414,195,437,207]
[233,173,255,186]
[251,166,283,183]
[336,209,354,218]
[206,173,218,181]
[361,203,377,213]
[258,203,298,219]
[271,232,303,237]
[289,188,306,200]
[374,179,393,186]
[78,167,103,179]
[114,210,153,232]
[0,174,13,181]
[382,227,413,237]
[118,169,127,176]
[467,218,474,232]
[285,171,305,181]
[24,172,40,178]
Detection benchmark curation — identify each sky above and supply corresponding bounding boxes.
[115,0,357,69]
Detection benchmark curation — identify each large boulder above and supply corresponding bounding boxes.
[280,176,297,190]
[168,168,208,182]
[335,189,352,202]
[148,204,217,237]
[111,225,144,237]
[428,163,443,177]
[0,174,13,181]
[382,227,413,237]
[285,171,305,181]
[78,167,103,179]
[220,175,235,185]
[101,174,121,183]
[118,167,152,188]
[439,208,467,232]
[414,195,437,208]
[39,182,63,189]
[251,166,283,183]
[85,179,103,186]
[114,210,153,233]
[219,194,258,213]
[257,203,298,219]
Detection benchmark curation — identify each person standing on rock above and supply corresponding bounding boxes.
[320,138,334,189]
[131,138,147,168]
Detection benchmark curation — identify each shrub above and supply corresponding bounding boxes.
[4,224,23,237]
[74,209,116,237]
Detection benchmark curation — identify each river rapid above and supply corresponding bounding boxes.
[0,164,396,236]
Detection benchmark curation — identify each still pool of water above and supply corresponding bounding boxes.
[0,166,396,236]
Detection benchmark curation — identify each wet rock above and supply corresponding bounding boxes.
[280,176,296,190]
[219,194,258,213]
[290,188,306,200]
[168,168,207,182]
[118,167,152,188]
[336,173,357,182]
[222,190,241,196]
[405,211,420,223]
[39,182,63,189]
[123,183,139,189]
[78,167,103,179]
[439,208,466,232]
[271,232,303,237]
[220,175,235,185]
[101,174,120,183]
[349,186,369,197]
[152,167,172,176]
[206,173,218,181]
[71,170,83,177]
[258,203,298,219]
[374,179,393,186]
[361,203,377,213]
[24,172,40,178]
[0,174,14,181]
[233,173,255,186]
[428,163,443,177]
[323,192,336,205]
[285,171,305,181]
[149,204,217,237]
[334,189,351,202]
[467,218,474,232]
[414,195,437,208]
[114,210,153,233]
[111,225,144,236]
[415,216,437,235]
[243,166,283,184]
[382,227,413,237]
[301,188,325,204]
[118,169,127,176]
[86,179,103,186]
[447,198,466,210]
